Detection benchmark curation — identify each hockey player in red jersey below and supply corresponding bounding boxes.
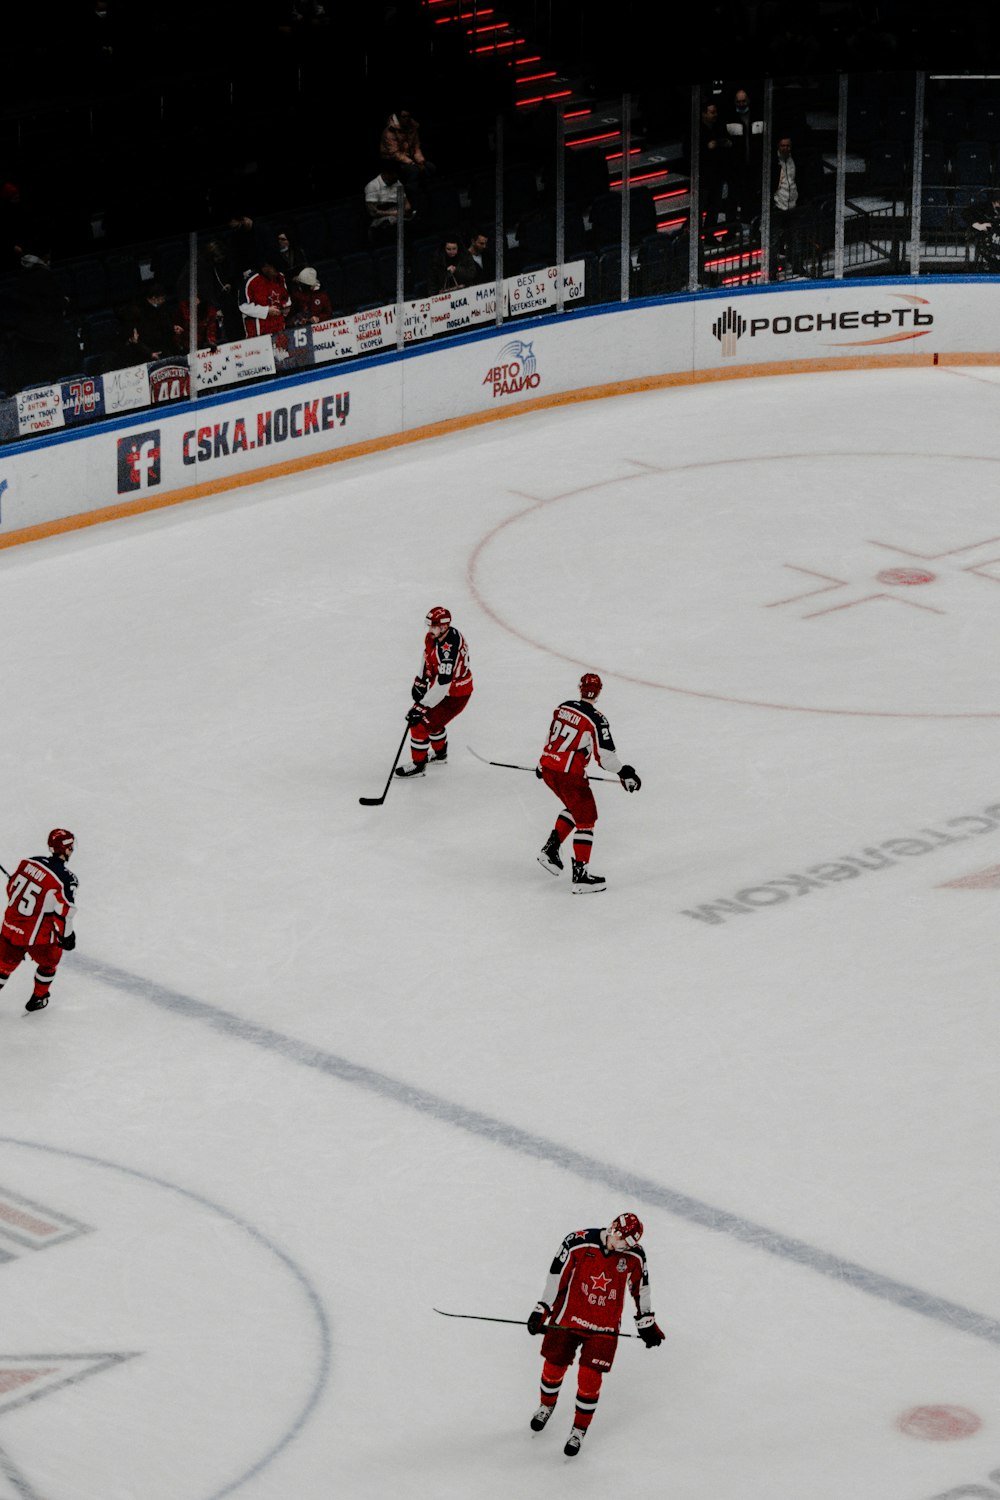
[536,673,641,891]
[527,1213,664,1456]
[0,829,78,1013]
[395,606,474,778]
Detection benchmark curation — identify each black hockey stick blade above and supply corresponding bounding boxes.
[359,726,411,807]
[433,1308,635,1337]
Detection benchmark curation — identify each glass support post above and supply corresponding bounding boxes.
[555,103,566,313]
[396,184,406,351]
[620,93,631,302]
[188,229,199,401]
[834,74,847,279]
[759,79,774,284]
[687,85,701,292]
[495,113,505,327]
[910,71,926,276]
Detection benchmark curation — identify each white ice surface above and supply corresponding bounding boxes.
[0,364,998,1500]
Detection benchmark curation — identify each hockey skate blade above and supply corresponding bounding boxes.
[571,883,606,894]
[537,854,562,876]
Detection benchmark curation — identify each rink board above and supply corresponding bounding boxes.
[0,276,998,546]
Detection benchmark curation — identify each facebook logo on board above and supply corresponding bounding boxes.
[117,430,162,493]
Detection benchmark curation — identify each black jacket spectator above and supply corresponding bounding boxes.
[13,252,72,390]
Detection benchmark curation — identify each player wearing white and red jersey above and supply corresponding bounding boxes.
[526,1214,664,1457]
[0,829,78,1013]
[395,606,474,778]
[536,673,641,892]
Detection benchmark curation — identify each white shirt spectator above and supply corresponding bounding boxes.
[365,173,408,227]
[773,149,799,212]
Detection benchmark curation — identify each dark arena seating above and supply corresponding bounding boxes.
[1,2,999,419]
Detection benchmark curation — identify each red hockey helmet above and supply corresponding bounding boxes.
[579,672,603,701]
[609,1212,643,1247]
[47,828,75,859]
[426,606,452,631]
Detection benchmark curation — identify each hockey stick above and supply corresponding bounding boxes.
[433,1309,636,1337]
[466,746,619,783]
[0,862,9,879]
[359,726,411,806]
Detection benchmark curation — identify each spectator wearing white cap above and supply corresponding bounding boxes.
[289,266,334,325]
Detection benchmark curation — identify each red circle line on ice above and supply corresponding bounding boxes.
[897,1405,982,1440]
[467,450,1000,719]
[876,567,936,585]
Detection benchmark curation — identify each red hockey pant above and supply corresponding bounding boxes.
[540,768,597,829]
[0,935,63,998]
[538,1328,616,1431]
[407,691,472,762]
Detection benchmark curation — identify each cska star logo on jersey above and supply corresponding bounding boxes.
[116,430,162,493]
[589,1271,612,1294]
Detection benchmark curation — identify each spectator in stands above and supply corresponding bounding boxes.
[227,213,271,280]
[379,109,434,205]
[198,239,241,345]
[289,266,334,325]
[275,226,308,283]
[768,134,815,279]
[968,188,1000,273]
[239,255,291,337]
[365,163,412,242]
[694,99,731,229]
[12,247,72,391]
[101,312,153,374]
[134,282,177,359]
[725,86,764,223]
[79,0,120,71]
[174,295,221,353]
[464,228,494,284]
[429,236,475,293]
[0,181,35,273]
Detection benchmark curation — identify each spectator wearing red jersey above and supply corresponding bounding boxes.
[289,266,333,325]
[536,673,641,892]
[395,606,473,778]
[527,1214,664,1457]
[0,829,78,1014]
[239,256,291,338]
[174,295,221,353]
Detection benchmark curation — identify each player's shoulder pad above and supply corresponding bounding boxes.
[561,1226,596,1249]
[35,855,77,900]
[562,699,603,725]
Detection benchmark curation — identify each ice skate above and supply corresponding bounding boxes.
[571,859,605,893]
[394,761,426,778]
[430,750,448,764]
[564,1425,586,1456]
[537,832,563,876]
[25,995,49,1012]
[530,1404,554,1432]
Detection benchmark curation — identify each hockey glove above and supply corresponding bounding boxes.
[636,1314,664,1348]
[58,930,76,951]
[527,1302,550,1335]
[411,676,428,703]
[535,766,544,779]
[618,765,641,793]
[406,704,428,726]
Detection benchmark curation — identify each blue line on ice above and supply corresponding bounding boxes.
[79,953,1000,1351]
